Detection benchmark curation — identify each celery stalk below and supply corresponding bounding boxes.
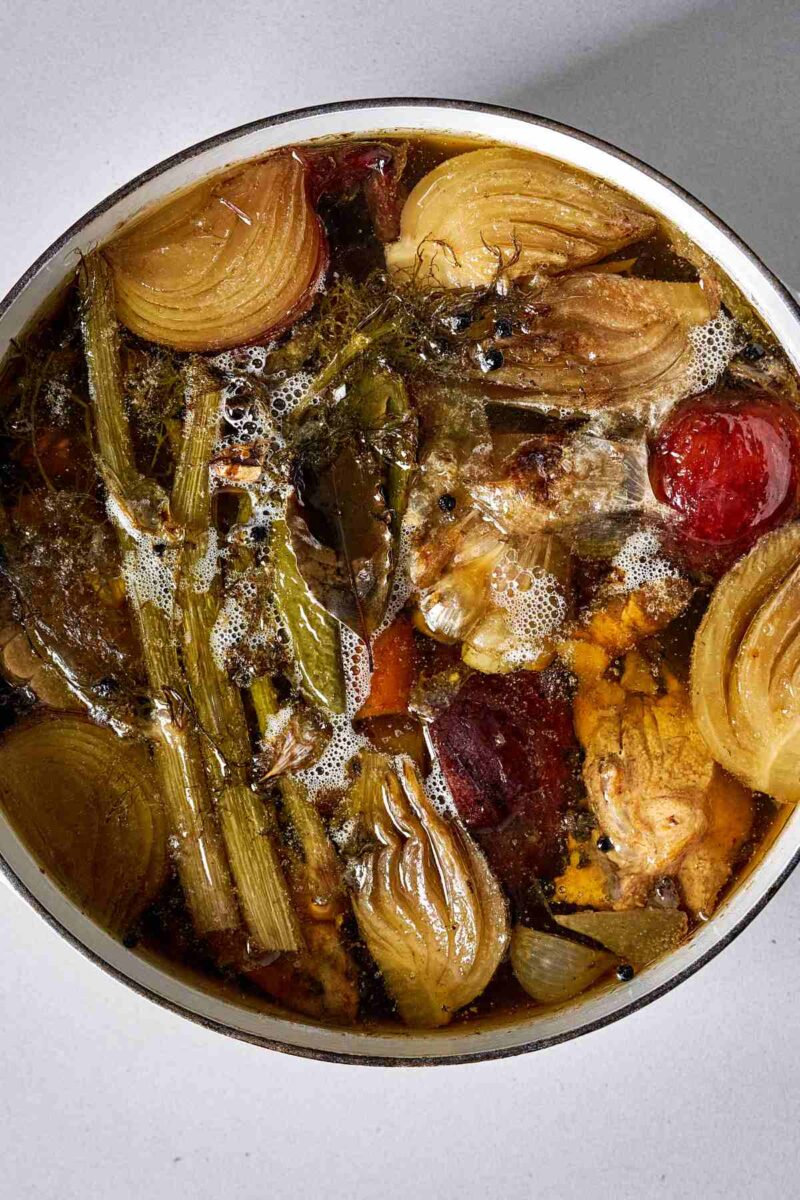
[80,253,238,938]
[172,361,300,952]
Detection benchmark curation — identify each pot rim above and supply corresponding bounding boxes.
[1,96,798,1067]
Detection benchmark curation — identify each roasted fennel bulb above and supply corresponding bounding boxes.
[342,751,508,1027]
[385,147,655,288]
[479,273,721,412]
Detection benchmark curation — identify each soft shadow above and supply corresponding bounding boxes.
[500,0,799,287]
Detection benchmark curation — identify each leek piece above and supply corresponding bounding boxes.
[172,361,301,952]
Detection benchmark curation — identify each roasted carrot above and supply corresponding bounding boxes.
[357,615,416,719]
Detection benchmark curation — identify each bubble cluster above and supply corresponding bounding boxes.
[686,311,741,393]
[209,581,262,671]
[120,535,178,616]
[612,528,678,591]
[190,528,220,594]
[492,563,568,667]
[295,625,372,801]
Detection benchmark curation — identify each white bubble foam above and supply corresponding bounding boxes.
[190,528,219,594]
[686,311,742,393]
[612,528,679,591]
[119,533,178,617]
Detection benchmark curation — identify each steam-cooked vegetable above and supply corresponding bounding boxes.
[480,273,719,412]
[343,750,508,1026]
[106,153,327,352]
[690,523,800,802]
[677,769,754,917]
[356,615,416,718]
[249,676,359,1022]
[80,252,240,939]
[385,147,655,288]
[511,926,617,1004]
[413,511,571,672]
[555,908,688,971]
[0,715,167,934]
[0,624,82,710]
[172,361,300,952]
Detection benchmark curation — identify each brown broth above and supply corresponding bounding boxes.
[0,130,794,1033]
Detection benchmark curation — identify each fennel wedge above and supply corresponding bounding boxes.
[342,751,509,1027]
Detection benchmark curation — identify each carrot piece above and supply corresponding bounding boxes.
[357,616,417,719]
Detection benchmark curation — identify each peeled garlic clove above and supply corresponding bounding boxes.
[511,925,617,1005]
[106,153,327,351]
[385,147,655,289]
[555,908,688,971]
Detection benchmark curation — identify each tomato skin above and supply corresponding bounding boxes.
[649,391,800,569]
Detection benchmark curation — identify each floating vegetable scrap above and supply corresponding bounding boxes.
[0,129,796,1031]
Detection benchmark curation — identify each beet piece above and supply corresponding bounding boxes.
[431,672,577,893]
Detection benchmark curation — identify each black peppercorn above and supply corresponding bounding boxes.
[122,932,139,949]
[482,348,504,372]
[616,963,635,982]
[438,492,457,513]
[250,525,268,542]
[742,342,766,362]
[95,676,119,699]
[451,312,472,333]
[152,542,166,558]
[494,317,513,339]
[596,835,614,853]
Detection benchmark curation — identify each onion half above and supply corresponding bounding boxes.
[106,153,327,351]
[385,147,656,289]
[691,522,800,802]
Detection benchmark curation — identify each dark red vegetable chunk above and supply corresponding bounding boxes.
[430,671,577,895]
[649,390,800,568]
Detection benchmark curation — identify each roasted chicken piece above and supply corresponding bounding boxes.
[573,648,753,910]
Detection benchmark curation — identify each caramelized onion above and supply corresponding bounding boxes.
[106,154,327,351]
[385,147,655,288]
[691,522,800,802]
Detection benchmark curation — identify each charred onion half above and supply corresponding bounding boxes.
[385,147,655,288]
[106,153,327,351]
[691,522,800,802]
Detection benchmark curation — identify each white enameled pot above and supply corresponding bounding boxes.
[1,99,798,1065]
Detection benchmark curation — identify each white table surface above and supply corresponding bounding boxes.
[0,2,798,1196]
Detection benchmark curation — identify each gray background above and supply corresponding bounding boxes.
[0,1,798,1196]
